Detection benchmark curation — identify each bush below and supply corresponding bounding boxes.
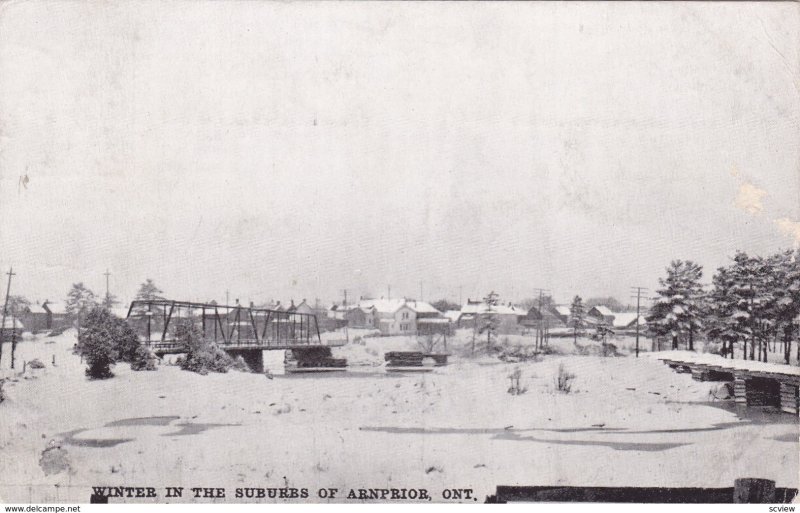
[78,307,141,378]
[131,345,158,371]
[555,363,576,393]
[0,379,6,404]
[601,342,619,357]
[28,359,46,369]
[81,330,116,379]
[175,320,237,375]
[507,367,527,395]
[231,355,250,372]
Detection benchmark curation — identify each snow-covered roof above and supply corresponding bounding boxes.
[591,306,615,317]
[611,312,646,328]
[444,310,461,322]
[460,302,526,316]
[554,305,571,317]
[405,300,440,314]
[42,300,67,314]
[359,298,439,315]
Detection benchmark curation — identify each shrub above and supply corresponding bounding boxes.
[78,307,142,378]
[131,345,157,371]
[507,367,527,395]
[231,355,250,372]
[555,363,576,393]
[601,342,619,357]
[28,359,46,369]
[175,320,237,375]
[81,328,116,379]
[0,378,6,403]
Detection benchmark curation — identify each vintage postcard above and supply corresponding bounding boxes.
[0,1,798,507]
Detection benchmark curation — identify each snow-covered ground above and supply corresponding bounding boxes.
[0,329,797,503]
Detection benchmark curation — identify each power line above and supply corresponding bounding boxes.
[0,267,16,368]
[630,287,649,358]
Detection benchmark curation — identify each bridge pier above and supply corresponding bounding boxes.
[223,349,264,373]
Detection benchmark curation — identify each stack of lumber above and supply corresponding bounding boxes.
[780,383,799,415]
[385,351,425,367]
[286,347,347,372]
[734,376,748,404]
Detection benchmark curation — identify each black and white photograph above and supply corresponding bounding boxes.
[0,1,798,507]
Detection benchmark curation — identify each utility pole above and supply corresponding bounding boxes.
[0,267,15,368]
[104,268,111,308]
[226,289,230,307]
[630,287,648,358]
[387,284,391,300]
[531,288,550,350]
[458,286,463,306]
[341,289,349,343]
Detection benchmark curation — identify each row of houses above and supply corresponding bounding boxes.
[328,298,450,336]
[328,297,647,336]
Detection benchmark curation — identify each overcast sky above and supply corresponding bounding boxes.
[0,2,798,308]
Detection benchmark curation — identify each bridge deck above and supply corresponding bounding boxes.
[144,338,347,354]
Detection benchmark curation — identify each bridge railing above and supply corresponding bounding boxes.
[126,299,323,348]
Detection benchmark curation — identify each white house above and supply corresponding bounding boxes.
[357,298,444,335]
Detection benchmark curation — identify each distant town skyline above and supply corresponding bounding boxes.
[1,2,797,311]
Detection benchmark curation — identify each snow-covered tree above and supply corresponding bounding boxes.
[478,291,500,350]
[6,295,31,317]
[102,292,120,310]
[134,279,164,301]
[772,249,800,364]
[646,260,705,351]
[65,283,97,330]
[707,249,800,364]
[706,265,739,358]
[569,295,585,345]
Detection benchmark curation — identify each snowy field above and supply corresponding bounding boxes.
[0,329,797,503]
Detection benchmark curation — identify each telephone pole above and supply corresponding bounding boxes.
[531,288,551,350]
[341,289,349,343]
[0,267,15,368]
[104,268,111,308]
[630,287,648,358]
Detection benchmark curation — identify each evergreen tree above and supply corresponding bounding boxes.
[135,279,164,301]
[478,291,500,350]
[569,295,585,345]
[102,292,120,310]
[65,283,97,330]
[6,295,31,317]
[706,266,739,358]
[646,260,705,350]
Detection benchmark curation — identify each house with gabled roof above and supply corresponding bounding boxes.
[457,298,527,334]
[20,299,69,332]
[356,298,445,335]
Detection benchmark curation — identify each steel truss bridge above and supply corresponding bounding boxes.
[126,299,343,354]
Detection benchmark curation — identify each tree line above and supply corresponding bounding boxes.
[646,249,800,365]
